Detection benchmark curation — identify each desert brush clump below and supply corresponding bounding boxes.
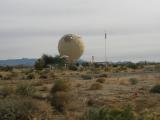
[80,106,160,120]
[51,79,70,93]
[129,78,138,85]
[16,83,36,96]
[89,83,103,90]
[98,73,108,78]
[80,106,136,120]
[81,74,92,80]
[0,85,14,98]
[26,73,35,80]
[0,97,52,120]
[50,79,70,112]
[51,91,70,112]
[96,78,106,83]
[150,84,160,93]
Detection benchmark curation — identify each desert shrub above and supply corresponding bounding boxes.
[26,73,35,79]
[16,83,36,96]
[126,62,138,69]
[0,66,13,71]
[51,79,70,93]
[69,65,78,71]
[39,74,48,79]
[154,64,160,71]
[98,73,108,78]
[49,72,57,79]
[129,78,138,85]
[50,91,70,112]
[139,109,160,120]
[89,83,102,90]
[50,79,70,112]
[2,74,12,80]
[0,97,52,120]
[96,78,106,83]
[150,84,160,93]
[80,106,136,120]
[82,74,92,80]
[0,74,3,80]
[0,86,14,98]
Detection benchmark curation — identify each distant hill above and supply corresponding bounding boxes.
[0,58,37,66]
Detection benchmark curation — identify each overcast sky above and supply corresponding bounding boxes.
[0,0,160,62]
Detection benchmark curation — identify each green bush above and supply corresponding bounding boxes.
[150,84,160,93]
[0,97,51,120]
[16,83,36,96]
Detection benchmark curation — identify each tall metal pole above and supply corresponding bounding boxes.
[105,32,107,70]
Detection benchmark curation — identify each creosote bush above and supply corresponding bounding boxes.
[150,84,160,93]
[51,79,70,93]
[16,83,36,96]
[50,79,70,112]
[51,91,70,112]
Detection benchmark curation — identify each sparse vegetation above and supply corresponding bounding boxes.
[82,74,92,80]
[51,79,70,93]
[150,84,160,93]
[51,91,70,112]
[80,106,160,120]
[96,78,106,83]
[16,83,36,96]
[98,73,108,78]
[89,83,102,90]
[0,97,52,120]
[69,65,78,71]
[129,78,138,85]
[50,79,70,112]
[0,86,14,98]
[80,106,136,120]
[26,73,35,79]
[0,61,160,119]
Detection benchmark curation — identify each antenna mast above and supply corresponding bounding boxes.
[105,32,107,70]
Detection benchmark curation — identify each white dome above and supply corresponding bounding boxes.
[58,34,85,62]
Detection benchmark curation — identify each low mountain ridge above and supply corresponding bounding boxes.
[0,58,37,66]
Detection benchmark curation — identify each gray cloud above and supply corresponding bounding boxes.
[0,0,160,61]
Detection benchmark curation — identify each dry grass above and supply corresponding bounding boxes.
[89,83,103,90]
[0,67,160,119]
[96,77,106,83]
